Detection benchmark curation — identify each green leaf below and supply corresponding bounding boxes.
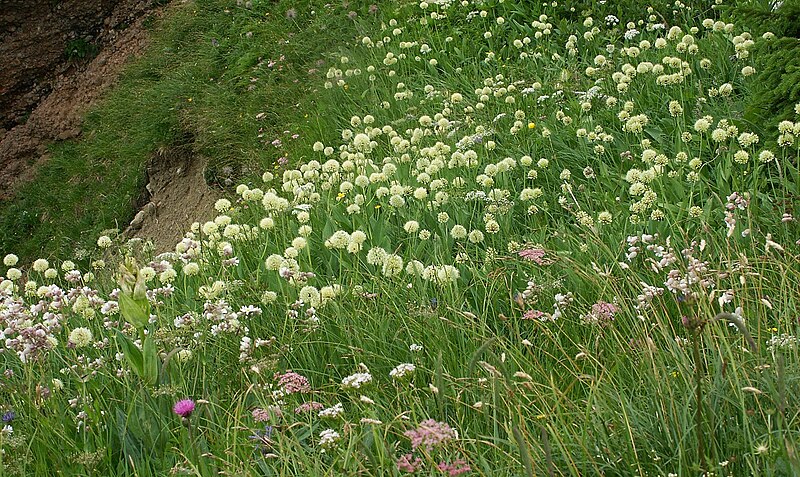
[142,335,159,387]
[118,291,151,329]
[116,330,143,378]
[160,347,184,383]
[644,126,664,145]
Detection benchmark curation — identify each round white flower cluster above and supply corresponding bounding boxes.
[390,363,416,381]
[341,372,373,390]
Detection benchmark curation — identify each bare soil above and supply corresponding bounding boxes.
[124,143,218,254]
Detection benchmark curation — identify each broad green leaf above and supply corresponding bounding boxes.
[118,291,151,329]
[142,335,159,387]
[115,330,143,378]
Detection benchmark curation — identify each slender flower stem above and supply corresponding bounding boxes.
[692,329,706,472]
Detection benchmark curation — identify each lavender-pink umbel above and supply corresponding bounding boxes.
[294,401,324,414]
[404,419,458,451]
[518,248,546,265]
[275,371,311,394]
[396,453,423,473]
[438,459,471,476]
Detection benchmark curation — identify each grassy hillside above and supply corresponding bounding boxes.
[1,0,799,476]
[0,0,374,260]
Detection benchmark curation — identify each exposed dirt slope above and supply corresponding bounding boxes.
[125,144,219,254]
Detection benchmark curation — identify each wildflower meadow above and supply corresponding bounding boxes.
[1,0,799,475]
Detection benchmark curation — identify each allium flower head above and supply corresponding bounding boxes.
[173,399,195,418]
[68,327,93,348]
[3,254,18,266]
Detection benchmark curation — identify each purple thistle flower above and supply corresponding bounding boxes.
[173,399,195,418]
[1,411,14,423]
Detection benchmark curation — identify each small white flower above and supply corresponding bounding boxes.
[319,403,344,419]
[390,363,416,381]
[319,429,341,449]
[342,372,373,390]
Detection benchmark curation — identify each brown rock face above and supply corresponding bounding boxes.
[0,0,160,199]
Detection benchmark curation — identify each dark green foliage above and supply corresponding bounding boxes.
[733,0,800,37]
[749,37,800,125]
[735,0,800,133]
[65,38,99,61]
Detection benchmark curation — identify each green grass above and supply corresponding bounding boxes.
[1,0,800,476]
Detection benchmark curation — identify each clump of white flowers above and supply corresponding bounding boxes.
[390,363,416,381]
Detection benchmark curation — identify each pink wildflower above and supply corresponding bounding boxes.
[396,453,423,473]
[275,371,311,394]
[252,407,281,422]
[582,301,618,326]
[173,399,195,418]
[404,419,458,451]
[294,401,324,414]
[518,248,546,265]
[522,309,549,321]
[438,459,471,476]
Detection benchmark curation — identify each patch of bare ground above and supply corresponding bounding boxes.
[124,140,218,254]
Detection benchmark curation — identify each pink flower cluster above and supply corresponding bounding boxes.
[522,309,550,321]
[438,459,471,476]
[274,371,311,394]
[582,301,618,326]
[396,453,423,473]
[518,248,546,265]
[404,419,458,451]
[294,401,324,414]
[252,407,281,422]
